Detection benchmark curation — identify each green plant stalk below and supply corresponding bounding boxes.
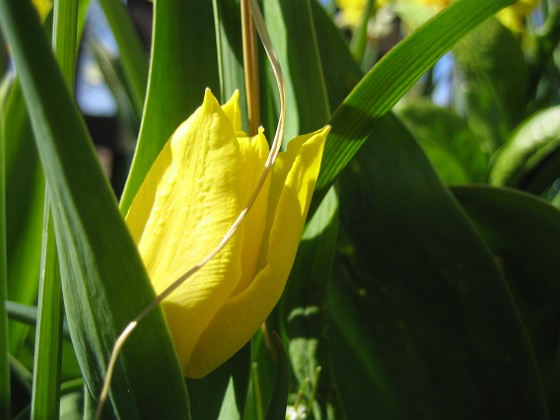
[0,65,11,420]
[350,0,375,64]
[251,362,264,420]
[31,200,63,420]
[31,1,78,417]
[241,0,260,135]
[52,0,78,88]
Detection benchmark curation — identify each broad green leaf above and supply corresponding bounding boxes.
[310,0,362,112]
[453,17,528,152]
[452,185,560,418]
[313,0,517,206]
[31,204,63,420]
[490,105,560,194]
[0,0,190,418]
[330,112,547,417]
[3,81,44,355]
[120,1,219,212]
[3,0,89,358]
[32,2,78,416]
[396,101,487,183]
[264,0,330,143]
[187,344,250,420]
[280,187,338,420]
[264,332,290,420]
[212,0,247,125]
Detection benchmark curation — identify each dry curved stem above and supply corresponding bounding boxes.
[94,0,285,418]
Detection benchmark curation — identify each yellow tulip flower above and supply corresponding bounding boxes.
[125,89,329,378]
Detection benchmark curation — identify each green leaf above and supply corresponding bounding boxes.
[3,81,44,355]
[212,0,247,121]
[490,105,560,194]
[310,0,362,113]
[3,0,88,358]
[349,0,374,64]
[396,101,487,183]
[0,31,7,75]
[31,204,63,420]
[187,344,250,420]
[31,1,78,416]
[0,0,190,417]
[313,0,517,206]
[264,0,330,143]
[246,329,276,420]
[87,37,140,133]
[59,390,84,420]
[281,187,338,419]
[98,0,148,117]
[452,185,560,418]
[120,1,219,213]
[51,0,78,87]
[0,65,11,420]
[264,332,290,420]
[453,17,528,151]
[330,112,547,418]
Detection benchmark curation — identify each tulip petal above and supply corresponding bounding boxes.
[126,89,264,373]
[187,126,330,378]
[126,140,172,245]
[233,128,270,296]
[221,90,243,133]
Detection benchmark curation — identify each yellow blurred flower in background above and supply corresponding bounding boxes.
[337,0,368,27]
[32,0,52,19]
[497,0,540,33]
[337,0,451,27]
[337,0,538,33]
[126,90,329,378]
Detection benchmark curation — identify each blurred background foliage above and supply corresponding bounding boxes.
[1,0,560,419]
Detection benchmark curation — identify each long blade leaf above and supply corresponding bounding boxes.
[331,113,547,417]
[0,65,11,420]
[32,1,78,416]
[313,0,516,205]
[0,0,190,417]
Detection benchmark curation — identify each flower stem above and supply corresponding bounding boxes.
[241,0,259,135]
